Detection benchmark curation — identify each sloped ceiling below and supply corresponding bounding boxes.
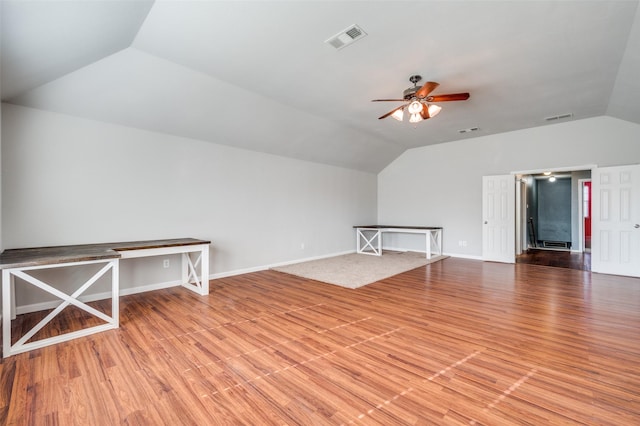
[2,1,639,173]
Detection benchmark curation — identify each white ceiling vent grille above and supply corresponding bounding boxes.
[545,113,573,122]
[325,24,367,50]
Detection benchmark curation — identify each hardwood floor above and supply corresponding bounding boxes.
[517,248,591,271]
[2,258,640,425]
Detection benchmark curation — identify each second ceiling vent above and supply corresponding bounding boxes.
[325,25,367,50]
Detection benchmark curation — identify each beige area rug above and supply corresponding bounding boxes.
[272,251,448,289]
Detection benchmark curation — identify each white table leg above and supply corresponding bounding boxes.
[112,259,119,328]
[10,273,16,320]
[200,244,209,295]
[181,244,210,296]
[435,229,442,256]
[3,258,119,358]
[357,229,382,256]
[3,270,11,358]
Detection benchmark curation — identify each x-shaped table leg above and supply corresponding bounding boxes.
[357,229,382,256]
[2,258,118,357]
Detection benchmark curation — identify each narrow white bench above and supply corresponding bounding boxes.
[0,238,210,357]
[354,225,443,259]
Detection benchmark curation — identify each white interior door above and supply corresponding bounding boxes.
[483,174,515,263]
[592,164,640,277]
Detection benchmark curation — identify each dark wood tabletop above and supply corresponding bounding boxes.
[0,238,211,269]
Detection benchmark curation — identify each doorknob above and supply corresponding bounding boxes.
[635,224,640,228]
[484,221,488,225]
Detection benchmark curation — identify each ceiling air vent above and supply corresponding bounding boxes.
[325,24,367,50]
[545,113,573,122]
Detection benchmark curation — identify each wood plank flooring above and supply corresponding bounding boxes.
[516,249,591,271]
[2,257,640,425]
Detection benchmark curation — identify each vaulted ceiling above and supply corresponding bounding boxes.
[2,1,639,173]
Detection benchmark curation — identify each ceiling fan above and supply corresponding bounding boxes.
[373,75,470,123]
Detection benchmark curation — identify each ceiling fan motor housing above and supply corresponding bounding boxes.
[403,87,420,100]
[404,74,423,99]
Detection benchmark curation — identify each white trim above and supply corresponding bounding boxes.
[577,178,591,253]
[446,253,483,260]
[512,164,597,176]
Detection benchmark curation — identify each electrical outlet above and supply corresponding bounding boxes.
[163,259,170,268]
[301,243,305,250]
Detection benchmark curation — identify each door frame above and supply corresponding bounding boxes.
[516,178,528,255]
[578,178,592,253]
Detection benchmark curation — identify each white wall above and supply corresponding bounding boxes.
[378,116,640,258]
[1,104,377,309]
[0,74,3,316]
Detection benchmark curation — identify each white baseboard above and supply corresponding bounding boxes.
[444,252,483,260]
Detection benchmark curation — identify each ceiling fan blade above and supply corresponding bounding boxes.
[427,93,470,102]
[420,106,431,120]
[372,99,407,102]
[415,81,439,99]
[378,105,405,120]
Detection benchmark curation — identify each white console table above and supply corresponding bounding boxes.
[1,238,210,357]
[354,225,443,259]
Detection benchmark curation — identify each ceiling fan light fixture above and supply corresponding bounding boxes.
[409,113,423,123]
[427,104,442,118]
[407,100,423,114]
[391,109,404,121]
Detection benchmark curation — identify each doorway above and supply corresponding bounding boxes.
[515,167,592,270]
